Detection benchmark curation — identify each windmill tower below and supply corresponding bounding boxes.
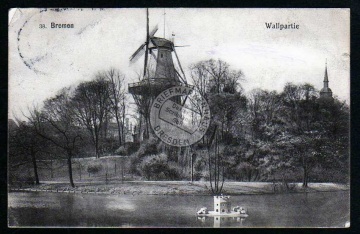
[128,9,191,140]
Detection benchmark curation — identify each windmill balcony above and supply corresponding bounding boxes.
[128,78,194,95]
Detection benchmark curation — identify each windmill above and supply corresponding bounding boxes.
[128,9,192,140]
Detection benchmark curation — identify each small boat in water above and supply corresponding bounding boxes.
[196,195,249,217]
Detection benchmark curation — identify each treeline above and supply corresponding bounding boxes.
[9,59,349,188]
[188,59,349,187]
[128,59,349,187]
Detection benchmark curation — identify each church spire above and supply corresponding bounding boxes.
[320,60,333,99]
[324,59,329,83]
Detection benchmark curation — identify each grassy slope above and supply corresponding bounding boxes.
[13,156,131,182]
[11,157,349,195]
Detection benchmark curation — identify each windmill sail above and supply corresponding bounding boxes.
[129,24,159,64]
[129,43,146,63]
[149,24,159,37]
[128,9,193,142]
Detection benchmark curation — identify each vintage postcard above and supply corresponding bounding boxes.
[8,8,350,228]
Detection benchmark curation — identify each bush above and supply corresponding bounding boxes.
[115,142,140,156]
[129,155,141,175]
[100,138,120,156]
[87,164,103,175]
[135,137,159,158]
[139,153,181,180]
[116,146,127,156]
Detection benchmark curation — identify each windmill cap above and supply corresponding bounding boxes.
[150,37,174,50]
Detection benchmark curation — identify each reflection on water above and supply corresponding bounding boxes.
[197,216,246,228]
[8,191,349,227]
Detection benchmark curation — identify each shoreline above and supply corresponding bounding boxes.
[8,181,349,196]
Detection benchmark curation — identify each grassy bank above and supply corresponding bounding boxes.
[9,181,349,196]
[11,156,131,183]
[10,156,349,196]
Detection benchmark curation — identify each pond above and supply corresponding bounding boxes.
[8,191,349,228]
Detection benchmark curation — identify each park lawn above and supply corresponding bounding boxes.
[12,156,131,183]
[11,156,349,195]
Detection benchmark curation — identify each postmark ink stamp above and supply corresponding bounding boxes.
[150,86,210,147]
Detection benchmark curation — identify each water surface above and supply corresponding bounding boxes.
[8,191,349,227]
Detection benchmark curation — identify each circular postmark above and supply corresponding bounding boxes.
[150,86,211,147]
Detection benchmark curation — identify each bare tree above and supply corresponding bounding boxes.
[131,72,153,140]
[207,127,225,195]
[27,89,82,188]
[190,59,244,95]
[9,117,46,185]
[104,68,126,146]
[72,76,112,158]
[189,59,245,141]
[189,61,211,99]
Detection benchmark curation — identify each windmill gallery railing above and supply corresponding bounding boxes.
[128,78,194,95]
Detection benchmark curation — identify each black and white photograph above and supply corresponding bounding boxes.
[8,8,350,228]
